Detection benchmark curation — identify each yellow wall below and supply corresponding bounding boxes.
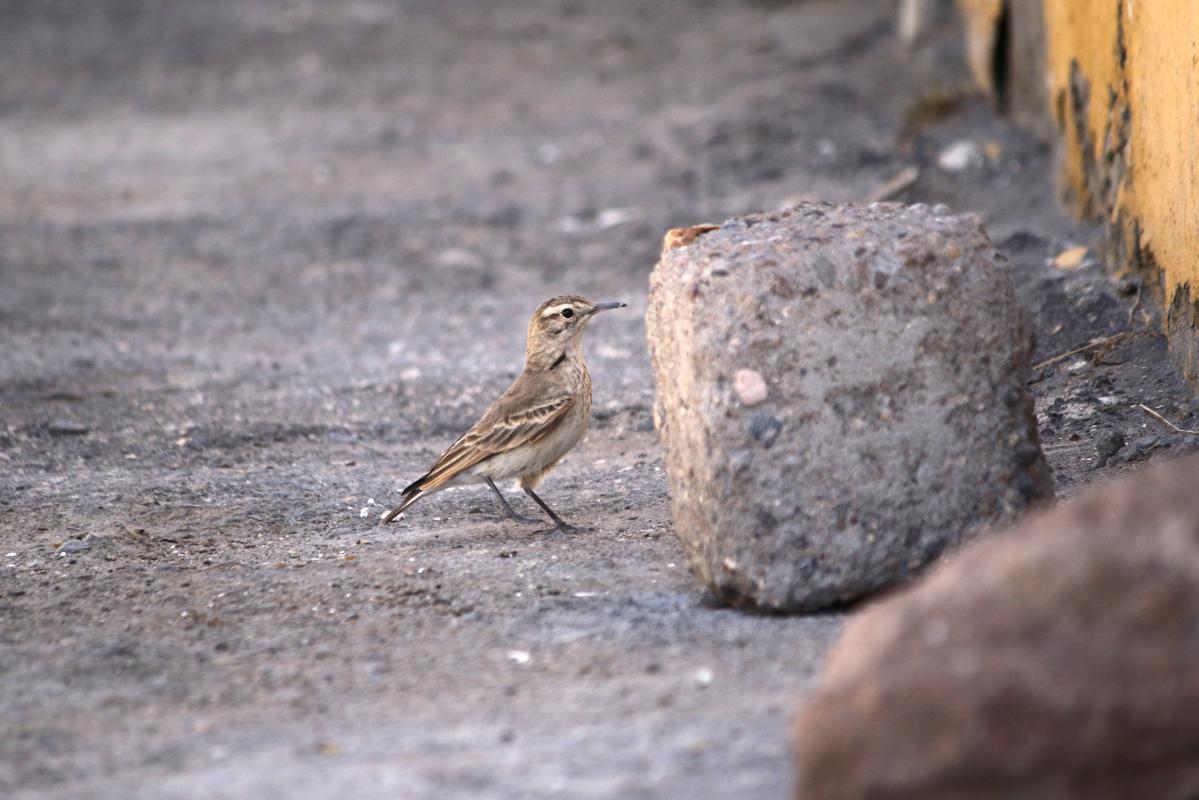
[1042,0,1199,377]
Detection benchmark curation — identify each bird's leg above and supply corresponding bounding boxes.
[523,487,577,533]
[486,478,539,524]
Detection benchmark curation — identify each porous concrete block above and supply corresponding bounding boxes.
[646,202,1052,612]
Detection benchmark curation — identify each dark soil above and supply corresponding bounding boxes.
[1,1,1195,798]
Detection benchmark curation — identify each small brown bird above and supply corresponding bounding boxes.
[382,295,626,530]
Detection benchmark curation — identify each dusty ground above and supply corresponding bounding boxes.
[2,1,1196,798]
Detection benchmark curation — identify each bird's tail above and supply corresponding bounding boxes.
[381,476,427,524]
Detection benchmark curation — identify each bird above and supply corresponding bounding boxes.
[382,295,626,531]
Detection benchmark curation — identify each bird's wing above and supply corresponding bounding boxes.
[411,389,575,492]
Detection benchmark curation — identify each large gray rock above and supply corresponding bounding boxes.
[645,202,1052,612]
[794,452,1199,800]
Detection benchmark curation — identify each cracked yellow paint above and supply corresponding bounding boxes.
[1044,0,1199,305]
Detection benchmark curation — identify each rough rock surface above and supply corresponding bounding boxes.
[794,452,1199,800]
[646,202,1052,612]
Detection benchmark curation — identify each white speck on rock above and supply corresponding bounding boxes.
[507,650,531,665]
[734,369,768,406]
[694,668,714,686]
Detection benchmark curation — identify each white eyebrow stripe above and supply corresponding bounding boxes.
[541,304,571,318]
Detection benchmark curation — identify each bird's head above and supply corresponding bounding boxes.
[525,295,625,369]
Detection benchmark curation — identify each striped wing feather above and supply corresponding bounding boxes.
[410,391,574,492]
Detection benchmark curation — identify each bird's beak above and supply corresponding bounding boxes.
[589,301,627,315]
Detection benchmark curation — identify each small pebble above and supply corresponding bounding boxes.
[1109,435,1160,466]
[1095,430,1126,462]
[937,140,982,172]
[1052,246,1088,270]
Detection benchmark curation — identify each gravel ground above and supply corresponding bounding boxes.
[2,1,1196,798]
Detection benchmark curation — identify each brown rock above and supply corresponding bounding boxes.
[794,452,1199,800]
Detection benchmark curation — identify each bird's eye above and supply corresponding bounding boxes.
[561,308,574,319]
